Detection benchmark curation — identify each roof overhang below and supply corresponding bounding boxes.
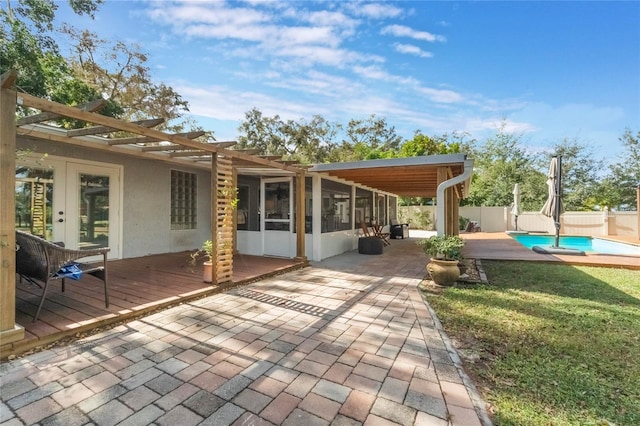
[308,154,474,198]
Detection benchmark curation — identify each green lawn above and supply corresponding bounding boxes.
[424,261,640,426]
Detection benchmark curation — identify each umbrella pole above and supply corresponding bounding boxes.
[553,156,562,247]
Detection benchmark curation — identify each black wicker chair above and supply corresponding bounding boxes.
[390,219,409,239]
[15,230,110,322]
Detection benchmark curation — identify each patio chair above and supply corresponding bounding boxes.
[15,230,110,322]
[390,219,409,239]
[360,221,372,237]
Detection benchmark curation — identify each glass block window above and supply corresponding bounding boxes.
[171,170,197,229]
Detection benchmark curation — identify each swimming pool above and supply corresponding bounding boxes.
[509,234,640,256]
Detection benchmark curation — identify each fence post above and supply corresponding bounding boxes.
[504,207,509,231]
[603,206,609,236]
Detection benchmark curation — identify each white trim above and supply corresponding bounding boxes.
[261,177,294,257]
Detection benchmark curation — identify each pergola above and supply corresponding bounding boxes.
[1,70,308,344]
[0,69,473,345]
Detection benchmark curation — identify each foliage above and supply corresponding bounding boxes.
[237,108,338,163]
[1,0,102,97]
[39,52,123,127]
[465,123,547,209]
[598,129,640,210]
[401,208,433,230]
[341,114,403,161]
[398,130,465,157]
[2,1,197,134]
[62,26,193,133]
[426,261,640,425]
[543,138,603,211]
[189,240,213,264]
[417,235,464,260]
[458,216,470,231]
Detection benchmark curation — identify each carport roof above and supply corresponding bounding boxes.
[308,154,473,198]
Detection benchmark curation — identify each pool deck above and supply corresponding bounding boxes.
[461,232,640,270]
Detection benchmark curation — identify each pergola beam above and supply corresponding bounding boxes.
[141,141,236,152]
[17,99,106,126]
[231,149,261,155]
[142,144,195,152]
[16,92,304,173]
[169,151,210,158]
[67,118,165,137]
[17,127,211,170]
[108,130,206,146]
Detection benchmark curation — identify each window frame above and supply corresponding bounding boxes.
[170,169,198,230]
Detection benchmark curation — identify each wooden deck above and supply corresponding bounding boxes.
[3,252,306,358]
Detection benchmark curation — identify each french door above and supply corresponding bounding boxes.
[15,156,122,259]
[261,177,293,257]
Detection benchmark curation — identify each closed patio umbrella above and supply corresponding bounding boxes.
[511,183,522,230]
[540,156,563,247]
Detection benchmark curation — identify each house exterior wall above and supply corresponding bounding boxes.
[15,138,410,262]
[16,139,212,258]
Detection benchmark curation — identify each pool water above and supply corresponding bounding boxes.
[509,234,640,256]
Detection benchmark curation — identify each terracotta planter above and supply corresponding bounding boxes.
[203,261,213,283]
[427,258,460,287]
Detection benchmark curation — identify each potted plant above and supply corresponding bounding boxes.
[417,235,465,286]
[190,240,213,283]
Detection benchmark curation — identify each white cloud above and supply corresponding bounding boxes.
[305,10,359,33]
[381,24,446,42]
[175,83,309,121]
[352,66,464,104]
[352,65,417,85]
[146,1,379,68]
[393,43,433,58]
[465,117,537,134]
[347,2,403,19]
[268,70,365,99]
[416,87,464,104]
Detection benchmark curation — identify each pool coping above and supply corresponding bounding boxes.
[461,232,640,271]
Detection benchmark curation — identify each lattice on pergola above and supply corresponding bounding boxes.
[212,155,234,283]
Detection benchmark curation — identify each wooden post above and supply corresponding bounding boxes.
[295,171,307,261]
[211,155,233,283]
[210,154,218,285]
[0,78,25,343]
[232,168,238,254]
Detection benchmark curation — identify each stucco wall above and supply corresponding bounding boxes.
[16,139,212,258]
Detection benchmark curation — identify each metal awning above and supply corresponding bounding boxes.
[309,154,473,198]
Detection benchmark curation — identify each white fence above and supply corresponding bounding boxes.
[399,206,639,238]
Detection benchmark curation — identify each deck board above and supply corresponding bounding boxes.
[3,252,305,357]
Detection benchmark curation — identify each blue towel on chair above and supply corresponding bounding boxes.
[55,263,83,280]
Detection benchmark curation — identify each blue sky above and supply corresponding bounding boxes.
[57,1,639,160]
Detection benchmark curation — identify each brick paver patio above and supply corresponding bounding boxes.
[1,237,491,426]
